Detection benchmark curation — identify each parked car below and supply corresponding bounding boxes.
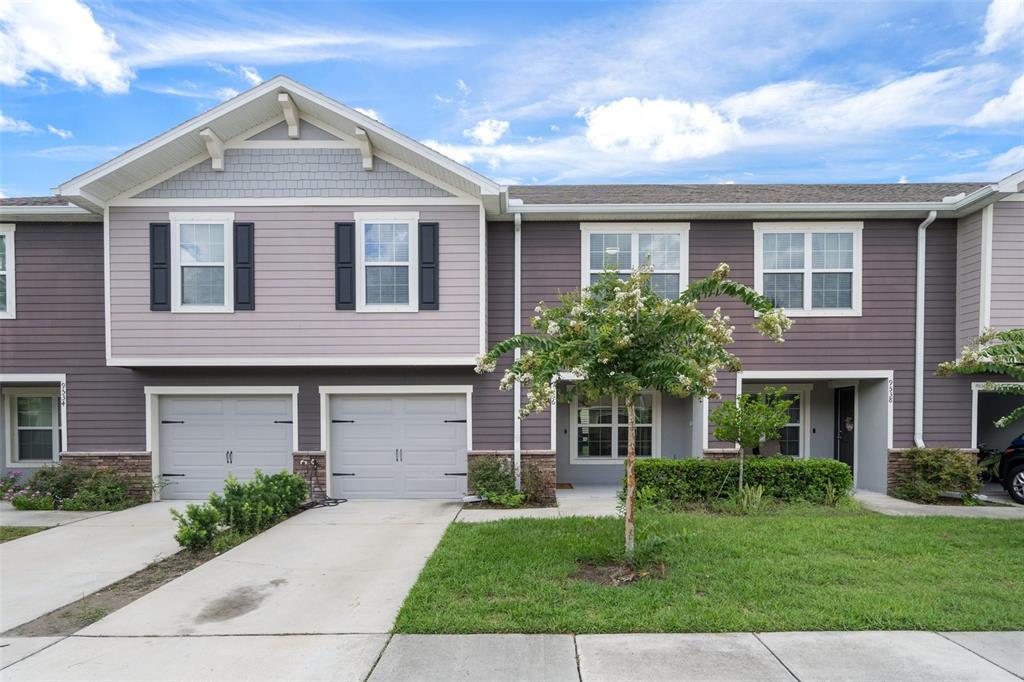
[995,433,1024,504]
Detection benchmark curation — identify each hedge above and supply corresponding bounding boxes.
[633,457,853,503]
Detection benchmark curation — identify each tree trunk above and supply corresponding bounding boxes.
[624,396,636,558]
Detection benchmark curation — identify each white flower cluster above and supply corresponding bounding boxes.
[474,353,497,374]
[755,308,792,343]
[519,381,555,419]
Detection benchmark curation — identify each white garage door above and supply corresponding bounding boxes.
[330,393,467,499]
[159,395,294,499]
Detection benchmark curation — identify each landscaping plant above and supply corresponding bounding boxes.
[708,385,794,492]
[9,465,135,511]
[468,457,526,508]
[475,263,790,558]
[891,447,981,504]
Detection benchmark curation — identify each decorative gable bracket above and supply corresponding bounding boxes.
[198,128,225,171]
[278,92,300,139]
[354,127,373,171]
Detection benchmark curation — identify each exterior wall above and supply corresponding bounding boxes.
[990,199,1024,331]
[108,204,481,359]
[59,452,153,501]
[134,149,451,199]
[475,222,514,449]
[955,210,983,350]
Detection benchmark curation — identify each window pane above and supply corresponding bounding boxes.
[181,266,225,305]
[17,396,53,427]
[180,224,224,264]
[648,273,680,299]
[365,223,409,263]
[617,426,653,457]
[0,273,6,312]
[578,400,613,425]
[17,430,54,461]
[812,232,853,269]
[763,233,804,270]
[782,394,800,424]
[589,233,631,271]
[811,272,853,308]
[639,234,680,270]
[763,273,803,308]
[578,426,612,457]
[778,425,800,457]
[618,395,653,424]
[365,265,409,305]
[0,234,6,270]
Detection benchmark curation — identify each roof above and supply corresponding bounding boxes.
[508,183,991,205]
[0,196,77,207]
[0,197,101,222]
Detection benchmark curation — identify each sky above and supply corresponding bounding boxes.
[0,0,1022,197]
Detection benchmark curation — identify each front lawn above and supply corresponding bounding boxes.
[395,506,1024,633]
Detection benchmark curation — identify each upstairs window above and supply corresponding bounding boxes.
[582,223,689,299]
[356,212,419,312]
[0,224,14,319]
[170,213,234,313]
[754,222,862,317]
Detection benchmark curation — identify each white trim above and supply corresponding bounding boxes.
[231,139,359,150]
[569,392,662,464]
[354,211,419,313]
[103,206,111,363]
[513,213,522,488]
[580,222,690,296]
[701,396,709,452]
[743,383,811,458]
[112,153,210,202]
[111,197,478,207]
[108,355,478,367]
[144,385,300,500]
[970,381,1024,448]
[0,223,15,319]
[979,204,993,334]
[169,212,235,313]
[479,205,487,355]
[753,222,863,317]
[3,386,63,468]
[318,384,474,497]
[0,373,67,455]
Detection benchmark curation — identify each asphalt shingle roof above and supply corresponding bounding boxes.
[0,196,75,206]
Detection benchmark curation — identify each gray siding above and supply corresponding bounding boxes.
[247,120,339,141]
[990,200,1024,331]
[474,222,515,449]
[133,149,452,199]
[956,210,983,350]
[108,205,481,359]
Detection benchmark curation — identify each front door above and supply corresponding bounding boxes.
[833,386,855,474]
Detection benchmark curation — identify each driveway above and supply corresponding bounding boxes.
[0,502,184,632]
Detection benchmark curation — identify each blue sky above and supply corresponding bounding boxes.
[1,0,1022,197]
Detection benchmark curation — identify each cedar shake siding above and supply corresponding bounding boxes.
[108,205,481,360]
[990,200,1024,331]
[956,210,984,351]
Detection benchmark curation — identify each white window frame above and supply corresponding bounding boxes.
[744,383,811,458]
[169,212,235,313]
[580,223,689,297]
[355,211,420,313]
[570,392,662,464]
[753,222,862,317]
[4,386,62,467]
[0,223,15,319]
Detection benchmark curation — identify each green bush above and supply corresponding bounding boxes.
[171,503,223,550]
[633,457,853,505]
[16,464,136,511]
[469,457,525,508]
[11,489,56,510]
[891,447,980,504]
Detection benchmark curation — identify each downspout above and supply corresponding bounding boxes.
[513,212,523,490]
[914,210,937,448]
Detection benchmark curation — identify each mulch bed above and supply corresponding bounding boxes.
[572,560,667,587]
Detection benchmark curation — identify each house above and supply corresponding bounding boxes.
[1,76,1022,501]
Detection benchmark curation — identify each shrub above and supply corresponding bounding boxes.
[171,503,223,550]
[26,464,91,503]
[468,457,525,508]
[633,457,853,505]
[1,471,24,499]
[15,464,136,511]
[892,447,980,504]
[11,489,56,510]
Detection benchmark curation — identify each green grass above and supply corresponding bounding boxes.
[395,505,1024,633]
[0,526,47,543]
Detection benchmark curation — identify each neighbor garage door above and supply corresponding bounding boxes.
[330,393,467,498]
[159,395,294,499]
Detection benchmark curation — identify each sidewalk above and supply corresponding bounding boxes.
[855,490,1024,519]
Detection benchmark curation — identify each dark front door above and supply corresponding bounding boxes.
[834,386,855,474]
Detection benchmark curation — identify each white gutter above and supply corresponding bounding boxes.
[513,211,523,490]
[914,210,938,448]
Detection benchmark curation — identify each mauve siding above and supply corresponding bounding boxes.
[109,205,480,359]
[956,210,983,350]
[474,222,514,449]
[990,200,1024,331]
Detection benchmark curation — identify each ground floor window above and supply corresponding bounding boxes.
[745,384,808,458]
[573,393,657,461]
[4,387,62,466]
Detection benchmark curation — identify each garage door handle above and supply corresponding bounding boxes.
[444,419,466,423]
[274,420,292,424]
[444,472,467,477]
[161,473,186,477]
[332,419,355,423]
[161,420,185,424]
[333,472,356,477]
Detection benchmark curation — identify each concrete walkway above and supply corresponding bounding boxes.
[856,490,1024,519]
[0,501,184,632]
[4,631,1020,681]
[458,485,619,523]
[0,501,111,527]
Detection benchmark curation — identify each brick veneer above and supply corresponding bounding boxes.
[292,451,327,501]
[59,451,153,502]
[467,449,556,504]
[702,448,741,460]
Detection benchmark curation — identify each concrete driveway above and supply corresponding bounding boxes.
[0,501,184,632]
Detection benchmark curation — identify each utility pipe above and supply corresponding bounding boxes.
[513,212,522,490]
[914,210,937,448]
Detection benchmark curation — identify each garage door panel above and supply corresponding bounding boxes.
[333,396,399,418]
[403,395,464,417]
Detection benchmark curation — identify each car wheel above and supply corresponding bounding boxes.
[1006,463,1024,505]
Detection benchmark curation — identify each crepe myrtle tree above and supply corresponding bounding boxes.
[937,328,1024,430]
[475,264,792,556]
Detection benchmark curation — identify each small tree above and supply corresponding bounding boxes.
[937,328,1024,429]
[475,264,791,557]
[709,386,794,492]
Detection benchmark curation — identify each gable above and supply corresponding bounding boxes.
[132,148,453,199]
[247,119,340,141]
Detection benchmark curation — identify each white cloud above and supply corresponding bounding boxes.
[464,119,510,146]
[141,83,239,101]
[216,87,240,101]
[433,93,453,104]
[455,79,471,96]
[978,0,1024,54]
[0,111,38,133]
[28,144,124,161]
[898,175,909,184]
[239,65,262,86]
[46,124,73,139]
[581,97,742,161]
[969,74,1024,125]
[354,107,382,121]
[986,145,1024,176]
[0,0,132,93]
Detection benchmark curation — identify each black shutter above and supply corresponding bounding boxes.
[149,222,170,311]
[418,222,439,310]
[233,222,255,311]
[335,221,356,310]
